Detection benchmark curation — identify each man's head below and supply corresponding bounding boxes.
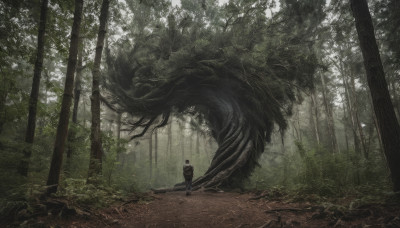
[185,159,189,164]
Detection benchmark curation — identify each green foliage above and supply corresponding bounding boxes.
[0,198,28,221]
[55,178,124,208]
[248,137,390,199]
[294,141,390,197]
[0,136,26,200]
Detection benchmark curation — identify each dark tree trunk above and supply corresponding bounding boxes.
[390,80,400,120]
[320,73,338,153]
[167,121,172,157]
[189,131,193,159]
[342,69,361,154]
[349,69,368,159]
[0,97,5,135]
[116,112,122,160]
[342,99,350,152]
[19,0,49,177]
[180,123,185,162]
[351,0,400,191]
[88,0,110,180]
[72,39,83,124]
[65,37,83,175]
[310,93,321,146]
[196,131,200,155]
[291,105,301,141]
[46,0,83,194]
[149,133,153,179]
[0,74,6,134]
[83,100,87,128]
[155,129,158,167]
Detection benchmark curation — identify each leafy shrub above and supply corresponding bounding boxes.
[55,178,125,208]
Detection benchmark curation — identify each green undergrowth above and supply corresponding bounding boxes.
[247,140,393,200]
[248,183,399,209]
[54,178,126,208]
[0,177,154,224]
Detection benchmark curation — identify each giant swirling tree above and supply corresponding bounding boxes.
[106,0,324,190]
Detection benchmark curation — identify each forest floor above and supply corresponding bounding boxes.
[5,189,400,228]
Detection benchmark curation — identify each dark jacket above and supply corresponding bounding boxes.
[183,164,194,179]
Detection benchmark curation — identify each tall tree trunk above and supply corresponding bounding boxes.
[65,37,84,175]
[310,93,321,146]
[390,79,400,120]
[189,131,193,159]
[320,72,338,153]
[366,113,375,155]
[19,0,49,177]
[167,121,172,157]
[297,105,302,141]
[349,68,368,159]
[351,0,400,191]
[280,133,288,186]
[72,39,83,124]
[83,98,86,128]
[342,69,361,154]
[180,123,185,162]
[154,129,158,168]
[196,130,200,154]
[88,0,110,180]
[0,77,6,134]
[342,98,350,152]
[46,0,83,194]
[149,133,153,179]
[371,106,385,159]
[116,112,121,160]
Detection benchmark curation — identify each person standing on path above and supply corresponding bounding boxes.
[183,159,194,196]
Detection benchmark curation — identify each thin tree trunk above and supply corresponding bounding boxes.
[310,93,321,146]
[366,113,375,155]
[72,39,83,124]
[295,104,302,141]
[196,131,200,154]
[180,124,185,163]
[83,99,86,128]
[65,37,84,175]
[190,131,193,159]
[149,132,153,179]
[342,68,361,154]
[46,0,83,194]
[342,99,350,152]
[88,0,110,181]
[349,69,368,159]
[280,134,287,186]
[167,121,172,157]
[116,112,122,160]
[108,119,113,132]
[19,0,49,177]
[155,129,158,167]
[320,72,338,153]
[351,0,400,191]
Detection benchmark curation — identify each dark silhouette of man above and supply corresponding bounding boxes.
[183,159,194,196]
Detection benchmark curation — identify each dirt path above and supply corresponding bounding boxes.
[109,191,319,228]
[21,191,400,228]
[125,191,275,227]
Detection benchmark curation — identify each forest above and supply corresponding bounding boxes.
[1,0,400,227]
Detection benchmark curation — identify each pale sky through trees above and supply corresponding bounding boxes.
[171,0,229,7]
